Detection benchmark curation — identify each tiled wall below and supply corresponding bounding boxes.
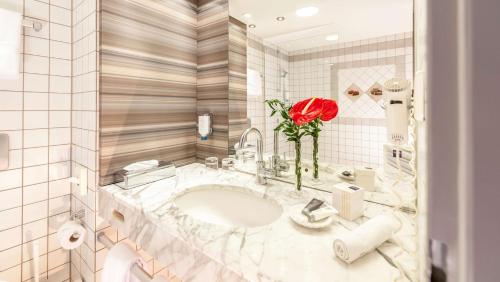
[98,0,199,185]
[246,33,413,167]
[246,34,292,156]
[70,0,101,281]
[0,0,72,281]
[288,33,413,167]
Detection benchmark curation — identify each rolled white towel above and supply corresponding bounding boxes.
[333,214,400,263]
[101,242,147,282]
[124,160,159,172]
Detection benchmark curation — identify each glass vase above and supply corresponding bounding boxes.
[295,140,302,191]
[313,134,319,180]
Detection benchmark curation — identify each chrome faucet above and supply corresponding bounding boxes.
[238,127,267,184]
[270,130,290,177]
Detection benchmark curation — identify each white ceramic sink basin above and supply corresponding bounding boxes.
[174,184,283,228]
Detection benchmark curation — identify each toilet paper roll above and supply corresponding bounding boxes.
[57,220,86,250]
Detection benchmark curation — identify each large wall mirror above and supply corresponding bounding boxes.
[230,0,416,209]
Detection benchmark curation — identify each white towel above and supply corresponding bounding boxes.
[124,160,159,172]
[333,214,400,263]
[0,8,22,79]
[101,243,147,282]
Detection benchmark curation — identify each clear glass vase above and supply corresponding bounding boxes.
[313,135,319,180]
[295,140,302,191]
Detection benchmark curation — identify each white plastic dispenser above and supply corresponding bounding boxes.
[198,113,212,141]
[383,78,412,145]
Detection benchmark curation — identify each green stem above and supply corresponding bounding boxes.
[313,134,319,179]
[295,140,302,191]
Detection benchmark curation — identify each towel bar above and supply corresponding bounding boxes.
[22,19,43,32]
[97,232,153,282]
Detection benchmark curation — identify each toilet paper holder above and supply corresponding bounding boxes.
[70,209,85,223]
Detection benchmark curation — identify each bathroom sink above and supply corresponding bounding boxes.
[174,184,283,228]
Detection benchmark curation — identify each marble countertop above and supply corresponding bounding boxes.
[99,163,415,282]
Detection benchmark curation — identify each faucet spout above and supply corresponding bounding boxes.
[239,127,264,162]
[238,127,266,184]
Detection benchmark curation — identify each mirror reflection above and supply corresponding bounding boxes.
[230,0,415,209]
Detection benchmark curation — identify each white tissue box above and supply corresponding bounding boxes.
[331,182,364,221]
[354,166,376,191]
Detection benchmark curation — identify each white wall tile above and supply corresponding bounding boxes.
[23,201,49,224]
[25,92,49,110]
[49,128,71,145]
[22,237,48,262]
[0,112,23,130]
[24,111,49,129]
[0,226,22,251]
[49,93,71,110]
[23,183,49,205]
[50,111,71,128]
[50,58,71,76]
[50,0,71,9]
[0,169,23,191]
[0,246,22,272]
[50,76,71,93]
[49,179,70,199]
[0,188,22,210]
[24,129,49,148]
[50,23,71,43]
[25,55,50,75]
[25,36,50,57]
[50,41,71,60]
[25,0,49,21]
[23,165,49,186]
[0,207,22,231]
[23,218,48,243]
[49,144,70,163]
[24,73,49,92]
[50,5,71,26]
[0,91,23,110]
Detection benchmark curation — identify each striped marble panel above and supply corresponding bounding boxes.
[100,0,198,185]
[228,17,247,153]
[196,0,231,162]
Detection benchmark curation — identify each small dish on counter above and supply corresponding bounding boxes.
[337,168,356,181]
[288,204,336,229]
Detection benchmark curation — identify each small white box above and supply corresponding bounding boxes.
[332,182,364,221]
[355,166,376,191]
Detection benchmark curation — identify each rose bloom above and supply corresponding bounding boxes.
[289,97,338,126]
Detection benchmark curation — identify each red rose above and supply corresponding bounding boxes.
[289,98,338,126]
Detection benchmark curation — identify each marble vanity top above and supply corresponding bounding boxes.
[99,163,413,282]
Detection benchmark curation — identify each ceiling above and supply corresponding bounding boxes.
[230,0,413,51]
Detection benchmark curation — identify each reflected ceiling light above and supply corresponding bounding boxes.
[296,6,319,17]
[326,34,339,41]
[276,16,285,21]
[248,24,256,28]
[243,13,252,19]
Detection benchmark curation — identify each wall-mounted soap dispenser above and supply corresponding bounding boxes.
[198,113,213,140]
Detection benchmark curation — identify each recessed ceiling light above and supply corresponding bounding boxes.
[248,24,256,28]
[296,6,319,17]
[326,34,339,41]
[276,16,285,21]
[243,13,252,19]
